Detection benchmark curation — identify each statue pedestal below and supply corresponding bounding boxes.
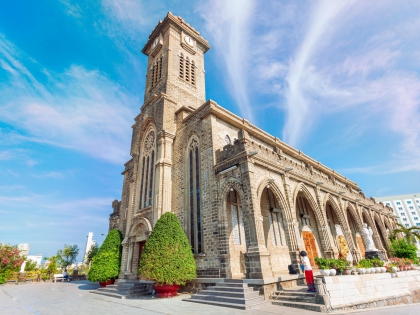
[365,250,385,261]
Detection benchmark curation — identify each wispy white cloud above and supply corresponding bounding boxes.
[198,0,256,120]
[281,0,420,174]
[0,35,137,164]
[59,0,83,18]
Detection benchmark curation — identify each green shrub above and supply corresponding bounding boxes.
[138,212,196,285]
[314,257,329,269]
[389,239,419,265]
[371,257,384,267]
[88,229,122,282]
[357,259,372,268]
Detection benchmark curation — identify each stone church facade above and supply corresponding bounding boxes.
[109,13,398,280]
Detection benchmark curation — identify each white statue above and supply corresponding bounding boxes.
[363,223,377,251]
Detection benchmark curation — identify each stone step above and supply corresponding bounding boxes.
[272,295,316,303]
[273,290,316,297]
[223,279,245,283]
[199,290,259,299]
[215,283,248,288]
[190,293,263,305]
[272,300,326,312]
[89,290,126,299]
[208,286,254,293]
[97,287,130,294]
[183,298,268,310]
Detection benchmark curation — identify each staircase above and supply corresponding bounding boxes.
[90,280,153,299]
[271,286,326,312]
[183,279,267,310]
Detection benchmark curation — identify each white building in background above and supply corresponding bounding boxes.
[83,232,95,263]
[27,254,43,267]
[376,193,420,229]
[17,243,31,272]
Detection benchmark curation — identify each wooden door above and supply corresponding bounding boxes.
[138,241,146,268]
[356,236,365,258]
[302,231,317,268]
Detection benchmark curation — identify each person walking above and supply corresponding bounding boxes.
[300,251,316,292]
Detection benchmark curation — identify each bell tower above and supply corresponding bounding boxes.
[141,12,211,109]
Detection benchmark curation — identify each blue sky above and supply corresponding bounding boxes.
[1,0,419,261]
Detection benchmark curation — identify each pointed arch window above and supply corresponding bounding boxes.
[179,53,184,79]
[191,60,195,85]
[179,53,195,86]
[189,139,202,253]
[150,55,163,88]
[139,131,155,210]
[266,188,286,246]
[185,57,190,82]
[229,189,246,245]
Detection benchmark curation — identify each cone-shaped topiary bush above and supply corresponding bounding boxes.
[138,212,196,285]
[88,229,123,282]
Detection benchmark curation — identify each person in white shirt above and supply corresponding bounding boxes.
[300,251,315,292]
[63,269,70,282]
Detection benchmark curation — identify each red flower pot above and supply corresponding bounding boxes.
[99,279,115,287]
[153,284,180,298]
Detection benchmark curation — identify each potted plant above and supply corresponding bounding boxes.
[328,259,338,276]
[88,229,122,287]
[341,258,352,275]
[371,258,384,273]
[356,259,371,275]
[315,257,330,276]
[138,212,196,298]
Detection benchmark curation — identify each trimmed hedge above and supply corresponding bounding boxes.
[88,229,122,282]
[138,212,196,285]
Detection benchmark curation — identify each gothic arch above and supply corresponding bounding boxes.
[373,213,390,248]
[139,117,157,143]
[345,202,364,231]
[323,194,348,229]
[292,183,324,225]
[323,194,357,253]
[218,177,249,278]
[129,217,152,239]
[256,177,291,219]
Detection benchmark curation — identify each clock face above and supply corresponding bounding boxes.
[184,35,194,47]
[153,37,159,48]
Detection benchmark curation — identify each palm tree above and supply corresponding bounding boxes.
[389,223,420,245]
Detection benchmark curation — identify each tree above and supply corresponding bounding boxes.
[389,224,420,244]
[389,238,419,264]
[88,229,122,282]
[0,244,25,284]
[57,244,79,270]
[138,212,196,285]
[43,256,58,277]
[24,259,38,272]
[85,243,99,266]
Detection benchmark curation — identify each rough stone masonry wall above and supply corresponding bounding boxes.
[315,270,420,312]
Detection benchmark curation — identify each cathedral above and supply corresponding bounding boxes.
[109,12,397,280]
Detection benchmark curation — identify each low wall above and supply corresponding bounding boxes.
[315,270,420,312]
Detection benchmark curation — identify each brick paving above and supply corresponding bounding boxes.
[1,281,420,315]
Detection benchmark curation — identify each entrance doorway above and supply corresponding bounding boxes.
[356,235,365,258]
[302,231,317,268]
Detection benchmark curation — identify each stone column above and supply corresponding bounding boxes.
[282,174,305,272]
[314,187,337,258]
[240,159,273,279]
[154,131,175,224]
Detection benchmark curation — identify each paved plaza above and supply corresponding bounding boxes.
[1,280,420,315]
